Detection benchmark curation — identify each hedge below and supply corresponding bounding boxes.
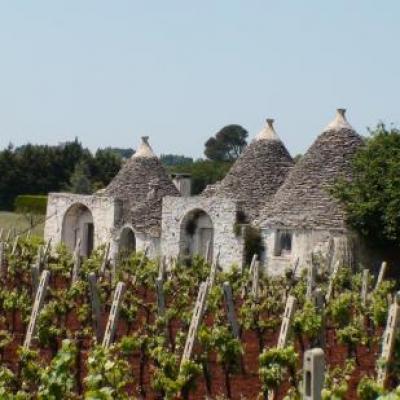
[14,195,48,215]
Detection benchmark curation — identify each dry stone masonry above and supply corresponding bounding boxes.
[44,109,372,277]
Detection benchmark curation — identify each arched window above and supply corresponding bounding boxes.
[179,209,214,262]
[62,203,94,257]
[274,230,293,257]
[119,227,136,257]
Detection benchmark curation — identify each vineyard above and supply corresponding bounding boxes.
[0,233,399,399]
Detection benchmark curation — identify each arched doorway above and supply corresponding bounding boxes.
[62,203,94,257]
[119,227,136,257]
[180,209,214,261]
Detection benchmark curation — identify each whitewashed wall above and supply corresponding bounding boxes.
[44,193,122,253]
[162,195,244,270]
[262,228,351,276]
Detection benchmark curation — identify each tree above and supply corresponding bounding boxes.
[160,154,193,166]
[68,161,92,194]
[91,148,122,190]
[332,123,400,247]
[169,159,232,194]
[204,125,248,161]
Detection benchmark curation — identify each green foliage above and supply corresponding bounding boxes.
[0,139,122,210]
[150,345,180,398]
[357,376,384,400]
[259,346,298,395]
[38,339,78,400]
[369,281,395,328]
[204,124,248,161]
[322,359,355,400]
[332,123,400,247]
[14,195,48,215]
[378,386,400,399]
[160,154,193,166]
[327,292,353,327]
[169,159,233,194]
[0,366,17,399]
[68,161,92,194]
[293,300,322,343]
[212,325,243,372]
[84,346,132,400]
[336,318,366,358]
[243,225,265,265]
[18,347,42,393]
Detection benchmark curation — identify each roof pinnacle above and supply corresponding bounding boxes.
[324,108,354,132]
[132,136,157,159]
[255,118,280,141]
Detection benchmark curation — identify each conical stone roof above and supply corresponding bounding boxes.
[104,136,180,236]
[205,119,294,221]
[257,109,364,231]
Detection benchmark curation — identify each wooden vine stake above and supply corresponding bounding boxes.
[269,295,297,400]
[180,281,209,369]
[251,260,260,301]
[0,242,6,278]
[11,235,19,256]
[88,272,103,342]
[375,261,387,291]
[156,277,166,317]
[326,236,335,272]
[277,295,297,349]
[314,289,325,348]
[140,245,149,267]
[306,261,317,300]
[71,238,81,285]
[30,263,40,300]
[325,261,340,303]
[158,256,167,281]
[205,239,212,265]
[208,250,220,289]
[303,348,325,400]
[41,239,52,269]
[361,269,369,306]
[102,282,126,348]
[377,291,400,387]
[24,270,51,349]
[241,254,257,298]
[223,281,240,338]
[99,242,110,276]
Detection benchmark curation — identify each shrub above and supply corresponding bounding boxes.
[14,195,48,215]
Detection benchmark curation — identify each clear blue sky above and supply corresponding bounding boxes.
[0,1,399,158]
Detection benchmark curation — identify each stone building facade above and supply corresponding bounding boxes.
[256,109,364,275]
[44,137,180,260]
[44,109,366,275]
[44,193,121,257]
[161,118,294,269]
[161,195,245,268]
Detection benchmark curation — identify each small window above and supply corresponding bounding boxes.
[274,230,292,257]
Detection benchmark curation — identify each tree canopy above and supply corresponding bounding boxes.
[332,123,400,247]
[160,154,194,166]
[168,159,233,195]
[204,124,248,161]
[0,140,124,209]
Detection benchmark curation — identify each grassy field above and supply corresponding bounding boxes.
[0,211,44,238]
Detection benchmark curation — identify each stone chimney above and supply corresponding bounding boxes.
[324,108,353,132]
[255,118,280,141]
[171,173,192,197]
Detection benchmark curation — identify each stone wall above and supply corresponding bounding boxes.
[111,223,160,261]
[161,195,244,269]
[44,193,122,254]
[262,228,352,276]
